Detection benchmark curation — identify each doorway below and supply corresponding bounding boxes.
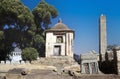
[54,46,61,56]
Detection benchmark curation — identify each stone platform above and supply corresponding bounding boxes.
[36,56,80,73]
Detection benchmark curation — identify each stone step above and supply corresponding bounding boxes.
[36,57,79,69]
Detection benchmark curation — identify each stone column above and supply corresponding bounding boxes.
[99,14,107,61]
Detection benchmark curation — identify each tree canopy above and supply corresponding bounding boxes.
[32,0,58,30]
[0,0,58,60]
[0,0,37,60]
[0,0,36,47]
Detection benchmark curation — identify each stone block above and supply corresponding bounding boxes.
[1,61,5,64]
[5,61,11,64]
[11,61,20,64]
[20,61,25,64]
[26,61,30,64]
[15,61,20,64]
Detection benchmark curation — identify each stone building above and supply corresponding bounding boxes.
[45,19,74,57]
[80,51,99,74]
[114,47,120,74]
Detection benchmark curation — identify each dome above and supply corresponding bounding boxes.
[51,19,70,30]
[51,22,69,30]
[45,19,74,32]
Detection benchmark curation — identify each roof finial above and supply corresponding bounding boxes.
[41,0,45,2]
[101,14,104,16]
[58,18,62,23]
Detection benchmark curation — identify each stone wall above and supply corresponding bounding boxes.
[0,60,29,65]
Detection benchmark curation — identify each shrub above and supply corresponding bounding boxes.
[21,47,38,61]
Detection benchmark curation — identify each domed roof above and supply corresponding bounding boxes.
[51,19,70,30]
[45,19,74,32]
[51,22,69,30]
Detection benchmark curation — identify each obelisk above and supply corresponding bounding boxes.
[99,14,107,61]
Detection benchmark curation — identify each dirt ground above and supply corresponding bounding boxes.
[1,69,120,79]
[77,74,120,79]
[0,64,57,72]
[0,63,120,79]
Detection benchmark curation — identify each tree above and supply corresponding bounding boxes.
[0,0,58,60]
[21,47,38,61]
[32,0,58,57]
[74,54,80,64]
[0,0,36,60]
[33,34,45,56]
[32,0,58,30]
[0,31,6,60]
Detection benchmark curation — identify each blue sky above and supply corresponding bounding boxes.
[22,0,120,55]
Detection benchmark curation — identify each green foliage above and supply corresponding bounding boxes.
[33,34,45,44]
[32,0,58,57]
[0,0,35,27]
[32,0,58,30]
[33,34,45,57]
[0,0,58,60]
[0,31,4,40]
[22,47,38,61]
[0,0,36,60]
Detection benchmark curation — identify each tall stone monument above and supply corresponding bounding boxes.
[99,14,107,61]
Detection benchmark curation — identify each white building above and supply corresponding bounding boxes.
[45,19,74,57]
[10,47,22,62]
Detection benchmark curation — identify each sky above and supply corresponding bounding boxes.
[22,0,120,55]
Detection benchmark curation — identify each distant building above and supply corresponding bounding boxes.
[80,51,99,74]
[10,47,22,62]
[114,47,120,74]
[45,19,74,57]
